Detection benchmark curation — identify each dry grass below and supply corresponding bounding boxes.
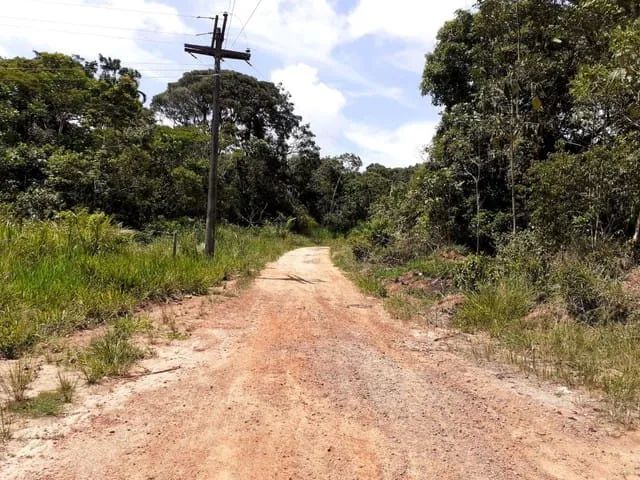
[57,371,77,403]
[0,359,35,402]
[0,404,13,443]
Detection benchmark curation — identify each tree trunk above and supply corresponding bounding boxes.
[509,136,517,235]
[475,168,481,254]
[633,210,640,243]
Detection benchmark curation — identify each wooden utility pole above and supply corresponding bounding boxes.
[185,13,251,257]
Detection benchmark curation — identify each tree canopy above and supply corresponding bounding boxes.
[372,0,640,254]
[0,53,407,231]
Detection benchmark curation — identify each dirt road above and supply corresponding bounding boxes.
[3,247,640,479]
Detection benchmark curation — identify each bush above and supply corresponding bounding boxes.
[452,255,491,290]
[555,260,630,324]
[495,231,550,287]
[286,211,319,236]
[349,219,392,262]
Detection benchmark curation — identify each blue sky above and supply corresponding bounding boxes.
[0,0,473,167]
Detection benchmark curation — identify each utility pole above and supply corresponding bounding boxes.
[185,13,251,257]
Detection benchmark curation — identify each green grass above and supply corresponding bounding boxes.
[331,243,389,297]
[8,390,67,417]
[79,328,145,384]
[454,277,536,336]
[0,211,311,359]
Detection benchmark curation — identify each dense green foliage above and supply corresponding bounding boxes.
[357,0,640,255]
[0,53,407,232]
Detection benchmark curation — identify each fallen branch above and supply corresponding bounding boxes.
[128,366,181,378]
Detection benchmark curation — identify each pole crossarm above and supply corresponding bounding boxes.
[184,44,251,61]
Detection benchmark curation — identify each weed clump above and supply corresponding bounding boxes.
[555,260,630,325]
[57,371,77,403]
[0,359,35,402]
[0,405,13,442]
[79,329,144,384]
[9,391,66,418]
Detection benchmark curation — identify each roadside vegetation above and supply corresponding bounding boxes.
[2,0,640,432]
[336,233,640,424]
[335,0,640,425]
[0,211,310,360]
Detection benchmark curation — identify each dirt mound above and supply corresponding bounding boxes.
[422,294,465,327]
[386,271,453,296]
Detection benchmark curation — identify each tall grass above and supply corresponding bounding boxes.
[0,211,309,358]
[454,277,536,336]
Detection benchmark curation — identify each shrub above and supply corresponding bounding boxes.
[495,231,550,287]
[349,219,392,262]
[555,260,630,324]
[452,255,491,290]
[286,211,319,236]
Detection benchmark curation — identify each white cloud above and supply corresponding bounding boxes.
[0,0,195,75]
[348,0,474,49]
[345,120,438,168]
[271,63,347,152]
[216,0,408,103]
[0,0,453,169]
[206,0,345,62]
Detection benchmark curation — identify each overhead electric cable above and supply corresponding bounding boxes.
[15,0,200,19]
[225,0,237,47]
[0,23,180,44]
[230,0,263,47]
[0,15,196,36]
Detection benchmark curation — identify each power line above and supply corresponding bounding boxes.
[0,74,220,82]
[0,67,204,72]
[0,15,197,36]
[0,23,182,44]
[225,0,237,47]
[231,0,263,48]
[16,0,201,19]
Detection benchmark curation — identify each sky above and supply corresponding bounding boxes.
[0,0,474,168]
